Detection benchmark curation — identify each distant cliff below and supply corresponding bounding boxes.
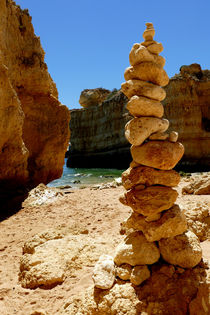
[67,91,131,169]
[67,64,210,170]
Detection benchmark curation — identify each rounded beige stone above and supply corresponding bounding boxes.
[125,117,169,146]
[116,264,132,280]
[130,265,150,286]
[131,141,185,170]
[126,95,164,118]
[121,80,166,101]
[141,40,156,47]
[124,62,169,87]
[122,186,178,216]
[147,42,163,54]
[129,44,165,67]
[92,254,115,289]
[159,230,202,268]
[169,131,178,142]
[114,231,160,266]
[122,166,180,190]
[149,132,169,140]
[122,204,187,242]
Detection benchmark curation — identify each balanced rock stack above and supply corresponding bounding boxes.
[92,23,202,290]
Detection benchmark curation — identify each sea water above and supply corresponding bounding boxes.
[48,159,124,188]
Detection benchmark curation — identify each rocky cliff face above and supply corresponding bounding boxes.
[68,64,210,170]
[0,0,70,210]
[68,91,131,168]
[163,64,210,168]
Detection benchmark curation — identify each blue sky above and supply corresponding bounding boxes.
[17,0,210,109]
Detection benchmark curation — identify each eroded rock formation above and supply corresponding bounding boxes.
[0,0,70,210]
[68,90,131,168]
[68,64,210,170]
[79,88,111,108]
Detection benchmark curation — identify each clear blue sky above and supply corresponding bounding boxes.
[17,0,210,109]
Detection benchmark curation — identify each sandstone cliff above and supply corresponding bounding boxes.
[68,64,210,170]
[68,90,131,169]
[0,0,70,210]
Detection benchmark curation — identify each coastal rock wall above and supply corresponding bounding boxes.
[68,91,132,168]
[0,0,70,209]
[163,64,210,168]
[68,64,210,170]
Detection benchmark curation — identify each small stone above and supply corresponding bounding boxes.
[121,79,166,101]
[116,264,132,280]
[131,141,185,170]
[149,132,169,140]
[145,213,161,222]
[92,254,115,289]
[130,265,150,286]
[121,186,178,216]
[126,95,164,118]
[114,231,160,266]
[125,117,169,146]
[122,204,187,242]
[159,230,202,268]
[129,44,165,68]
[143,23,155,41]
[122,165,180,190]
[124,62,169,87]
[147,42,163,54]
[169,131,178,142]
[129,160,140,168]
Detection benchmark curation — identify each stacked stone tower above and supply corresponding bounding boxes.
[92,23,202,289]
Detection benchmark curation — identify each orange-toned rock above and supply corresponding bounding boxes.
[147,42,163,54]
[114,231,160,266]
[125,117,169,146]
[131,141,184,170]
[129,44,165,67]
[159,231,202,268]
[124,62,169,87]
[122,204,187,241]
[0,0,70,195]
[122,166,180,190]
[121,79,166,101]
[121,186,178,216]
[126,95,164,118]
[149,131,169,140]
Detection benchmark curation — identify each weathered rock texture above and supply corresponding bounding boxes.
[79,88,111,108]
[68,90,131,168]
[163,64,210,169]
[0,0,70,209]
[68,64,210,170]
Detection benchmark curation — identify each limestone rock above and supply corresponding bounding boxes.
[121,79,166,101]
[183,201,210,241]
[169,131,179,142]
[130,265,150,286]
[92,255,115,289]
[147,42,164,54]
[121,186,178,216]
[126,95,164,118]
[129,43,165,67]
[159,230,202,268]
[125,117,169,146]
[143,23,155,41]
[114,231,160,266]
[149,131,169,140]
[79,88,111,108]
[116,264,132,280]
[124,62,169,86]
[131,140,185,170]
[163,64,210,168]
[122,166,180,190]
[182,173,210,195]
[61,265,209,314]
[122,204,187,241]
[0,0,70,200]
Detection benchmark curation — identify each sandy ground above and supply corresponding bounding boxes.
[0,178,209,315]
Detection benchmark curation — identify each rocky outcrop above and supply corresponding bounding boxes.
[68,90,131,168]
[68,64,210,170]
[163,64,210,169]
[79,88,111,108]
[0,0,70,209]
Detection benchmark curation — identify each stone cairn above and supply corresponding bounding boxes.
[92,23,202,289]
